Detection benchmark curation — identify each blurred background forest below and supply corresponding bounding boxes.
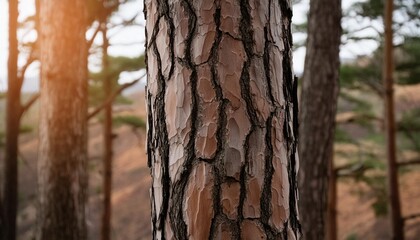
[0,0,419,239]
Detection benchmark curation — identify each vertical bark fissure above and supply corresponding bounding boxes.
[237,0,259,233]
[279,0,301,235]
[263,26,276,106]
[143,4,159,239]
[161,0,176,81]
[207,4,231,239]
[263,0,277,107]
[260,112,276,238]
[168,0,198,238]
[150,7,171,237]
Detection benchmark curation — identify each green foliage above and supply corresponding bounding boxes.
[89,54,145,106]
[335,128,355,143]
[360,175,388,216]
[346,233,358,240]
[114,95,134,105]
[19,125,33,134]
[340,64,380,89]
[340,92,373,113]
[0,131,4,147]
[113,115,146,129]
[348,0,420,34]
[397,108,420,151]
[396,37,420,85]
[351,0,384,19]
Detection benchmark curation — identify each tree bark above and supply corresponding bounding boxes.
[298,0,341,239]
[3,0,20,239]
[145,0,300,239]
[383,0,404,239]
[101,24,114,240]
[37,1,88,239]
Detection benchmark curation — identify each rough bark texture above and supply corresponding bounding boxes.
[298,0,341,239]
[3,0,20,239]
[383,0,404,239]
[37,1,88,239]
[145,0,301,239]
[101,24,114,240]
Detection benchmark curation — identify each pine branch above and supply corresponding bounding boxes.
[87,25,101,49]
[336,162,370,178]
[17,51,37,90]
[20,93,40,116]
[398,158,420,167]
[403,212,420,221]
[87,75,144,120]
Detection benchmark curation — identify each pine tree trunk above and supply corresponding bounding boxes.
[383,0,404,239]
[3,0,20,239]
[298,0,341,239]
[37,1,88,239]
[101,24,114,240]
[145,0,300,239]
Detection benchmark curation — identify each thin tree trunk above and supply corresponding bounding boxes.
[3,0,20,239]
[37,1,88,239]
[298,0,341,239]
[145,0,300,239]
[326,166,338,240]
[101,24,114,240]
[383,0,404,239]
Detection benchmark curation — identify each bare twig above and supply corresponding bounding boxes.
[17,51,37,90]
[403,212,420,222]
[87,75,145,120]
[20,93,40,116]
[87,25,102,49]
[336,162,370,178]
[398,158,420,167]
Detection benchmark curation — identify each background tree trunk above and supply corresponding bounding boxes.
[298,0,341,239]
[3,0,20,239]
[37,0,88,239]
[145,0,300,239]
[383,0,404,239]
[101,24,114,240]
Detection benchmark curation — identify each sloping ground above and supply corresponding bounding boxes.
[337,171,420,240]
[6,86,420,239]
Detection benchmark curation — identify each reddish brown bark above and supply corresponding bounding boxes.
[37,0,88,239]
[3,0,20,239]
[383,0,404,239]
[101,24,114,240]
[145,0,301,239]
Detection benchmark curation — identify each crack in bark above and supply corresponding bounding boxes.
[149,1,172,237]
[279,0,301,237]
[263,25,276,106]
[146,0,301,238]
[237,0,259,236]
[161,0,175,81]
[167,0,199,238]
[260,112,277,238]
[207,4,232,239]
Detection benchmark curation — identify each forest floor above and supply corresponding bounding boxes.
[2,84,420,240]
